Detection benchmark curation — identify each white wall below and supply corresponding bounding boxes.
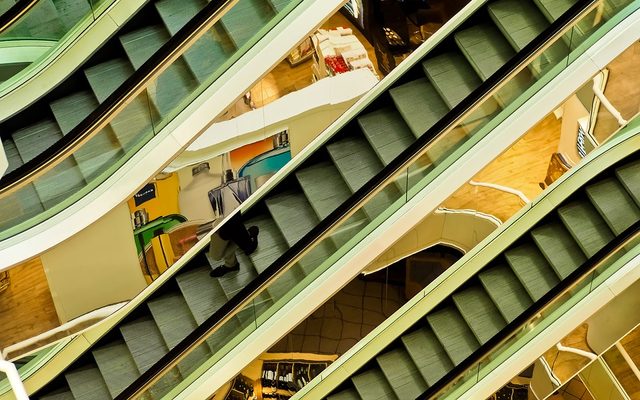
[40,203,146,323]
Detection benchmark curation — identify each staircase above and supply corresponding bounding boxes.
[0,0,292,232]
[1,0,92,40]
[323,156,640,400]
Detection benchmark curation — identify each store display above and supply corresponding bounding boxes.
[224,374,254,400]
[239,132,292,193]
[261,360,329,399]
[311,28,377,81]
[178,162,221,222]
[287,37,314,66]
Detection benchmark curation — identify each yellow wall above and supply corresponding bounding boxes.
[41,203,146,323]
[127,173,180,221]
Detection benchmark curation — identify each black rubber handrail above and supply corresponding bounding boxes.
[416,218,640,399]
[116,0,596,398]
[0,0,236,197]
[0,0,38,34]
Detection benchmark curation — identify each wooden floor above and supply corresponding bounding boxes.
[0,257,59,349]
[593,41,640,143]
[605,324,640,399]
[442,112,562,222]
[542,324,594,385]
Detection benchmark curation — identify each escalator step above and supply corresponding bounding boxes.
[176,266,244,349]
[478,263,533,323]
[452,285,506,345]
[616,160,640,207]
[65,365,111,400]
[84,58,152,152]
[38,389,75,400]
[422,52,500,132]
[401,327,453,387]
[455,24,531,105]
[327,136,402,220]
[244,214,303,299]
[49,91,121,180]
[268,0,291,13]
[376,347,427,399]
[531,221,586,279]
[455,25,515,81]
[358,107,414,166]
[84,58,135,103]
[426,306,479,366]
[388,79,448,139]
[12,120,63,163]
[2,138,24,174]
[296,161,352,220]
[265,190,319,246]
[422,52,481,110]
[534,0,578,22]
[53,0,92,30]
[296,161,368,247]
[558,200,614,258]
[504,243,560,301]
[586,177,640,235]
[156,0,230,82]
[147,292,211,377]
[120,25,170,70]
[176,266,229,324]
[119,316,170,373]
[327,388,361,400]
[220,0,275,48]
[351,368,398,400]
[488,0,568,75]
[155,0,206,34]
[19,0,66,38]
[92,341,140,398]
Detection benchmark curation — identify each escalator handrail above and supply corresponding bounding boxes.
[0,0,238,198]
[0,0,38,34]
[115,0,599,398]
[417,219,640,399]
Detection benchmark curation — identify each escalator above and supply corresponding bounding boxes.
[0,0,296,235]
[23,0,636,398]
[317,140,640,400]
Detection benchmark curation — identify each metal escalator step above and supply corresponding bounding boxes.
[453,285,506,344]
[12,120,63,163]
[531,221,586,279]
[119,25,170,70]
[220,0,274,48]
[327,136,402,220]
[92,341,140,398]
[84,58,135,103]
[534,0,578,22]
[243,214,301,300]
[119,316,171,374]
[376,347,427,399]
[53,0,92,30]
[504,243,560,301]
[616,160,640,207]
[455,24,531,105]
[268,0,291,13]
[422,52,481,110]
[586,177,640,235]
[401,327,453,386]
[488,0,568,75]
[156,0,230,82]
[327,388,361,400]
[358,107,415,166]
[38,389,75,400]
[558,200,615,258]
[478,263,533,323]
[3,138,24,174]
[49,90,122,180]
[426,307,479,366]
[388,80,448,139]
[266,189,319,246]
[65,365,111,400]
[147,292,211,377]
[351,368,398,400]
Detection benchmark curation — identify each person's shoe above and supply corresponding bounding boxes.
[209,263,240,277]
[246,226,259,255]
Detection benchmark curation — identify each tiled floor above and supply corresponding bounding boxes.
[269,277,405,355]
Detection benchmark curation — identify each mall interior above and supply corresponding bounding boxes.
[0,0,638,399]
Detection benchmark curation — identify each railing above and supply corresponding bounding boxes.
[0,0,307,239]
[116,0,638,398]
